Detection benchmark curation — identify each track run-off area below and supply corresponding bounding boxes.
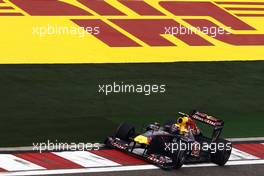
[0,138,263,176]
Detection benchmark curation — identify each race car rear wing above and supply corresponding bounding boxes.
[188,110,224,141]
[189,111,224,127]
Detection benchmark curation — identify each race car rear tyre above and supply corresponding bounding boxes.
[115,122,135,141]
[211,139,232,166]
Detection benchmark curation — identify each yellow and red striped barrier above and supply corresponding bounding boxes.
[0,0,264,63]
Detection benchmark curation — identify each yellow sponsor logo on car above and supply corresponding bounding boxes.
[134,135,150,145]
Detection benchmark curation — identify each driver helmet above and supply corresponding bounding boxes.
[176,116,189,134]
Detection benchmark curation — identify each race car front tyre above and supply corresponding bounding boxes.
[114,122,135,141]
[172,144,186,169]
[211,139,232,166]
[147,136,166,155]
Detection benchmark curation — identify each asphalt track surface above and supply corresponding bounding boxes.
[44,164,264,176]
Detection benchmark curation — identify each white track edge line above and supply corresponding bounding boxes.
[227,137,264,142]
[1,137,264,152]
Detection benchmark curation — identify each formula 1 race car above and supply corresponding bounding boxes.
[105,110,232,169]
